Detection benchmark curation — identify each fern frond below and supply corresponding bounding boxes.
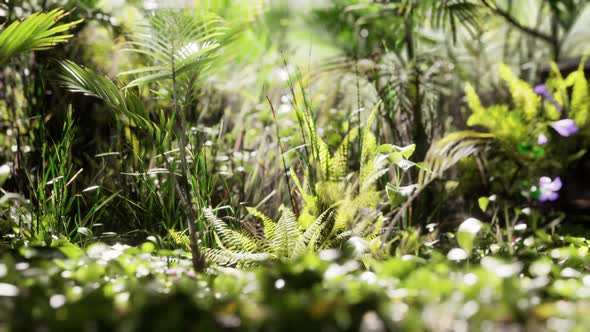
[205,208,259,252]
[566,56,590,128]
[466,84,526,142]
[203,248,274,267]
[270,206,300,257]
[293,207,335,257]
[362,215,384,241]
[331,126,360,180]
[246,206,276,244]
[290,168,318,213]
[168,229,191,250]
[498,64,540,120]
[324,230,353,249]
[359,102,381,185]
[318,138,332,180]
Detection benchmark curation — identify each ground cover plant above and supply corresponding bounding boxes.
[1,0,590,331]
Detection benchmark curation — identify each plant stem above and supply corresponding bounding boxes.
[481,0,553,44]
[170,43,207,272]
[267,96,297,215]
[405,9,427,162]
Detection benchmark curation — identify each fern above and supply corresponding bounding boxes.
[359,103,381,187]
[292,207,336,257]
[465,82,527,142]
[498,64,540,121]
[204,202,378,267]
[204,208,260,252]
[245,207,276,244]
[331,127,360,180]
[566,56,590,128]
[203,248,273,267]
[271,206,300,257]
[167,229,191,250]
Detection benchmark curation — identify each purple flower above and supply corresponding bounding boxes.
[537,133,548,145]
[534,84,550,98]
[534,84,562,112]
[551,119,579,137]
[538,176,562,202]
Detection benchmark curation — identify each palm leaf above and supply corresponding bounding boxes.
[119,11,227,89]
[0,9,82,62]
[57,60,157,135]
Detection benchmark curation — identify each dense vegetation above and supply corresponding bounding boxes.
[1,0,590,330]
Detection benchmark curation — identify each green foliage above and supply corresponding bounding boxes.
[2,2,590,330]
[204,205,346,266]
[463,61,590,201]
[0,9,82,62]
[4,228,590,330]
[119,11,226,90]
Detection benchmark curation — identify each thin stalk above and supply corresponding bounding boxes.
[282,57,315,192]
[355,59,364,195]
[550,9,560,61]
[170,43,207,272]
[405,9,427,162]
[480,0,552,44]
[267,96,297,214]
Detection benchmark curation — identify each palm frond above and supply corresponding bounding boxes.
[57,60,156,133]
[119,11,227,89]
[0,9,82,62]
[432,0,482,42]
[58,60,127,112]
[418,131,494,186]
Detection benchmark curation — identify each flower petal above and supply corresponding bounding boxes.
[539,176,552,185]
[539,189,559,202]
[551,177,562,191]
[533,84,549,97]
[537,133,548,145]
[551,119,579,137]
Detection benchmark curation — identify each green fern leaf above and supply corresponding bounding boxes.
[205,208,259,252]
[271,206,300,257]
[293,207,335,256]
[566,57,590,127]
[498,64,540,120]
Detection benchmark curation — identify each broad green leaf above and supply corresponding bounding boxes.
[478,197,489,213]
[457,217,483,255]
